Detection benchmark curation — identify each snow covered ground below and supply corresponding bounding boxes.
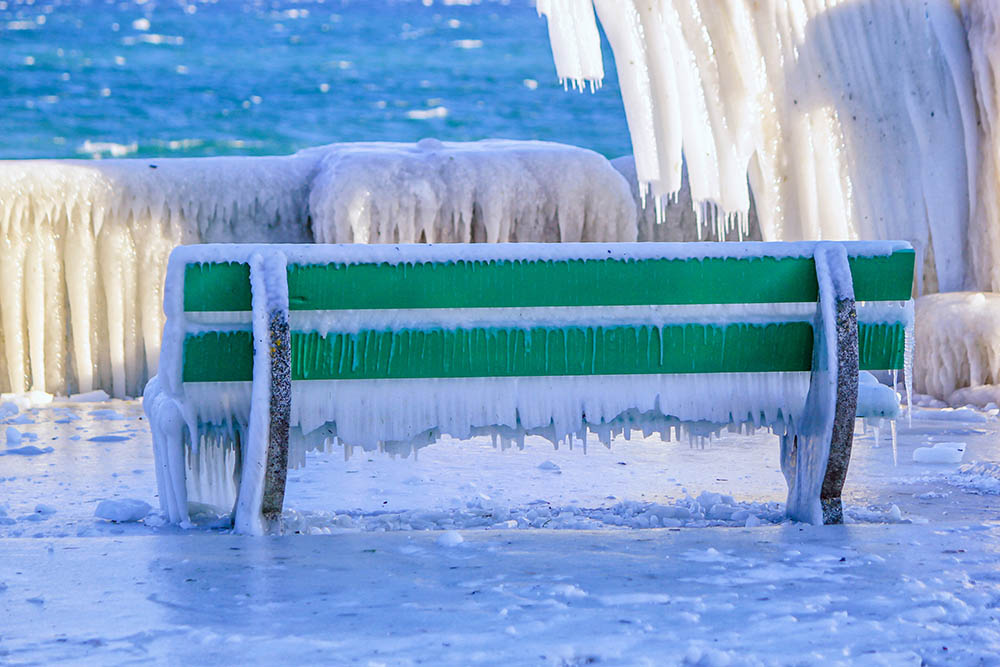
[3,395,1000,664]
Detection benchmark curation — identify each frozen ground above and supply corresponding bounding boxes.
[3,395,1000,664]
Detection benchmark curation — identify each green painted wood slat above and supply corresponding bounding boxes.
[182,250,915,312]
[181,321,907,383]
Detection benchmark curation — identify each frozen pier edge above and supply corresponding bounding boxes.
[144,241,915,534]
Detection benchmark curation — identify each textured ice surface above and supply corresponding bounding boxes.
[306,140,635,244]
[0,140,633,398]
[540,1,975,293]
[6,398,1000,664]
[914,292,1000,401]
[963,2,1000,292]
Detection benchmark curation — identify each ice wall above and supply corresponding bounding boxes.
[964,1,1000,292]
[540,0,977,292]
[0,141,636,397]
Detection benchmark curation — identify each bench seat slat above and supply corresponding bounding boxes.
[182,250,915,313]
[181,321,907,383]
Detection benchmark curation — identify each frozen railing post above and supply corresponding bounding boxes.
[144,242,914,534]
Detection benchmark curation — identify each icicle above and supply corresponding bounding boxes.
[890,420,898,466]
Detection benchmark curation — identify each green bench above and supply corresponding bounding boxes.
[143,241,915,534]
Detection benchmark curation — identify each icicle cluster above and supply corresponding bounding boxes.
[0,155,315,398]
[0,141,636,397]
[540,0,977,290]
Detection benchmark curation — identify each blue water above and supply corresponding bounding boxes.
[0,0,630,160]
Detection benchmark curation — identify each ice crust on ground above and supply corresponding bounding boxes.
[7,367,1000,666]
[539,0,977,293]
[0,140,634,398]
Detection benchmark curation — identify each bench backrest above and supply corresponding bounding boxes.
[165,242,914,389]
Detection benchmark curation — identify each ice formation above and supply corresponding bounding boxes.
[145,241,911,532]
[306,140,635,244]
[914,291,1000,403]
[963,2,1000,292]
[539,0,976,291]
[0,141,634,397]
[611,156,762,243]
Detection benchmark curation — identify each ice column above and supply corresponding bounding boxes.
[540,1,977,291]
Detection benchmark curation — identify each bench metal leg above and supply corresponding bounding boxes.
[821,291,858,525]
[233,250,291,534]
[262,308,291,524]
[782,244,858,525]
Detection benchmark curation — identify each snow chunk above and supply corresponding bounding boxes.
[913,442,967,464]
[0,402,17,420]
[436,530,464,547]
[6,426,21,446]
[94,499,152,523]
[65,390,111,403]
[0,392,52,410]
[537,460,561,473]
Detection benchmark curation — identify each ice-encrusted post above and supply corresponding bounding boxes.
[262,305,291,523]
[234,250,290,535]
[781,243,858,525]
[820,252,859,525]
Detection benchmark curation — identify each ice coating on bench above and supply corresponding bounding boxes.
[144,242,913,533]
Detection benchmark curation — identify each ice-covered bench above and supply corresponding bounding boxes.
[143,241,915,534]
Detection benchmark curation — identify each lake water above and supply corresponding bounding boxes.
[0,0,630,160]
